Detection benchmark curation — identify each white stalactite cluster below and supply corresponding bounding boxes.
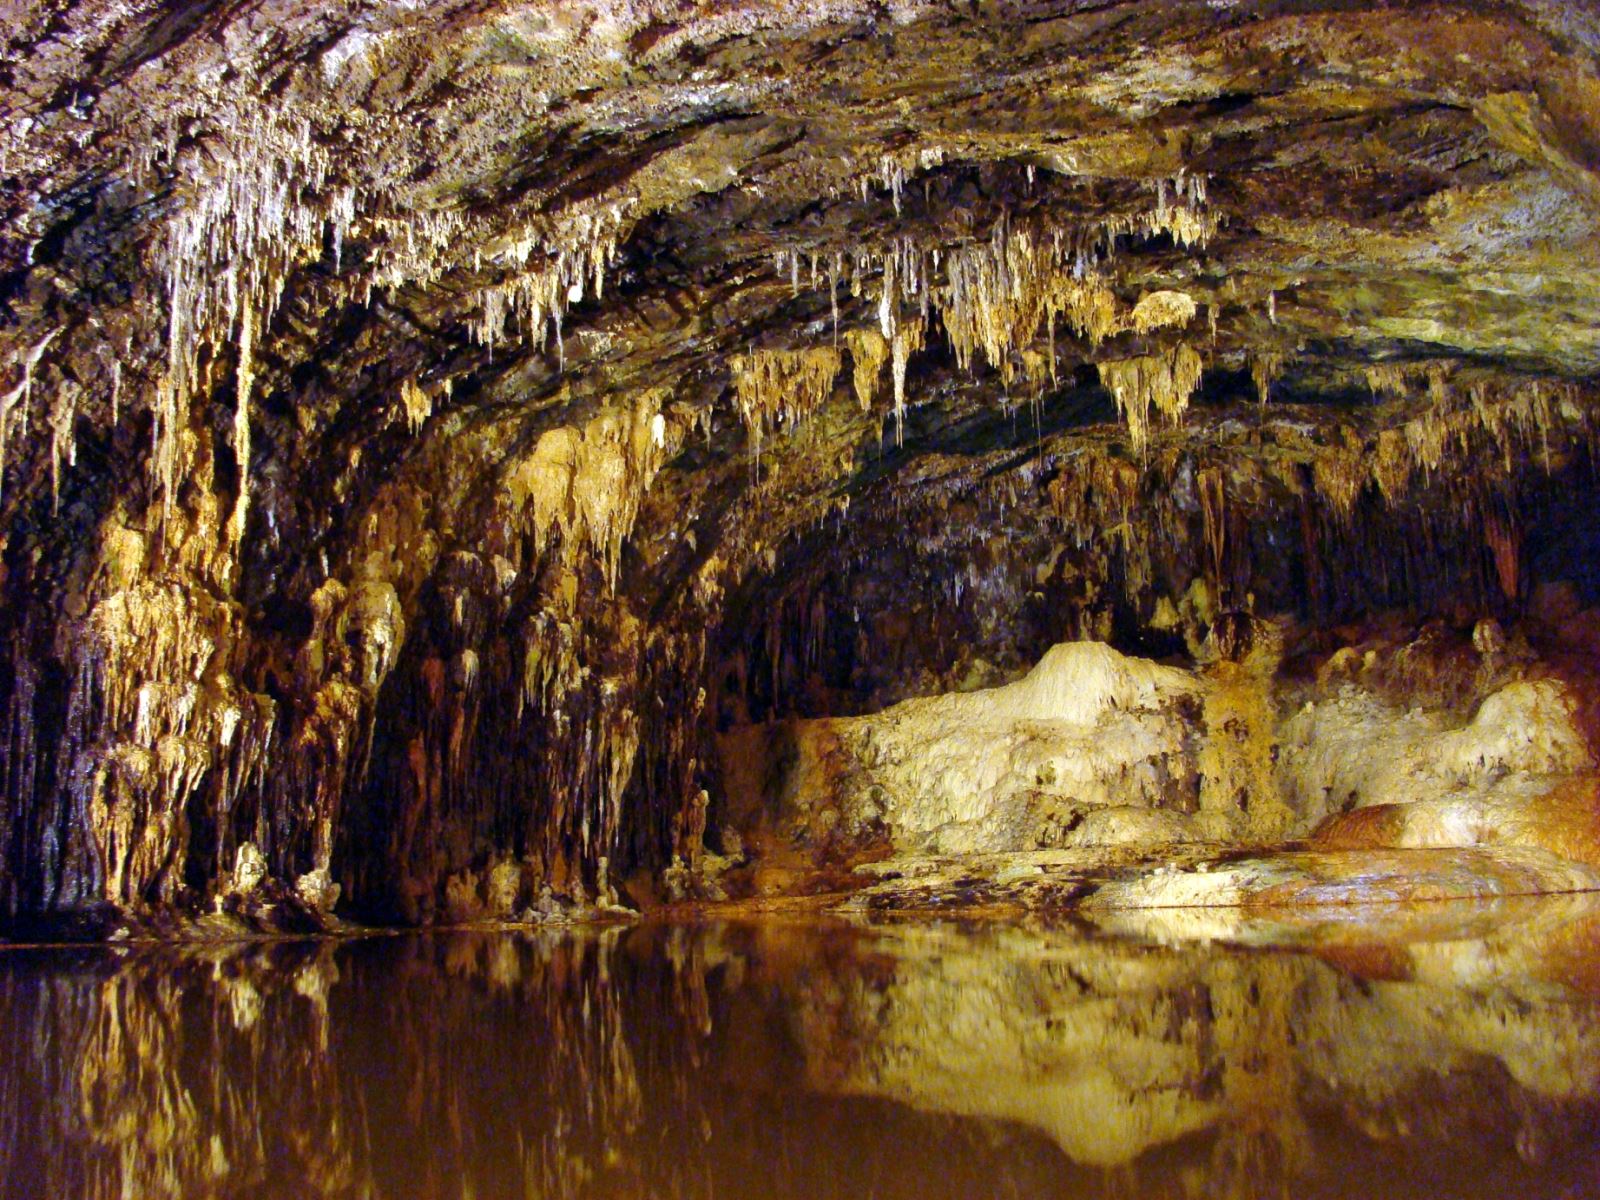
[762,176,1215,449]
[470,205,633,364]
[150,107,344,533]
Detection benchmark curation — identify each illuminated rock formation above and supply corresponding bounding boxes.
[3,0,1600,931]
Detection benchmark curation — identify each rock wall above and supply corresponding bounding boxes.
[4,1,1600,929]
[719,611,1600,889]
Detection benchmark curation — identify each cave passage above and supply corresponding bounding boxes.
[6,0,1600,1192]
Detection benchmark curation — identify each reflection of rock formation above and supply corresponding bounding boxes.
[3,942,371,1200]
[789,925,1224,1167]
[0,934,652,1200]
[773,911,1600,1195]
[5,915,1600,1198]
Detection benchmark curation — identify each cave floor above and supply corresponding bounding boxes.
[6,899,1600,1199]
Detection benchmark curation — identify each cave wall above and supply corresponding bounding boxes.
[2,0,1600,927]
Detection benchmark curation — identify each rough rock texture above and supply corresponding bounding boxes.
[719,614,1600,911]
[720,641,1203,858]
[5,0,1600,929]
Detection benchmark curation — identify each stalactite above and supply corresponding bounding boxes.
[470,205,633,364]
[1251,353,1284,405]
[891,318,926,446]
[0,326,61,503]
[940,218,1118,383]
[45,380,80,510]
[1364,361,1428,401]
[225,296,257,566]
[75,578,277,907]
[1137,171,1217,248]
[1483,505,1521,601]
[1312,450,1366,525]
[729,348,842,458]
[507,387,676,590]
[1096,343,1204,453]
[151,105,337,517]
[399,378,432,435]
[1198,467,1227,601]
[1128,290,1198,336]
[766,176,1215,411]
[1372,429,1414,504]
[844,328,889,412]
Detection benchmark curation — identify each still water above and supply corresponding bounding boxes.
[4,901,1600,1200]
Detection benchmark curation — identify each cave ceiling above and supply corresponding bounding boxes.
[3,0,1600,922]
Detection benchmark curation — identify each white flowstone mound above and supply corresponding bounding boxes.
[1280,678,1592,828]
[721,641,1203,856]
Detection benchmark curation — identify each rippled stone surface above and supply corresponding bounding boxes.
[5,901,1600,1199]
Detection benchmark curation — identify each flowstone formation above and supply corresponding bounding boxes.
[4,0,1600,935]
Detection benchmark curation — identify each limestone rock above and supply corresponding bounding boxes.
[294,869,341,915]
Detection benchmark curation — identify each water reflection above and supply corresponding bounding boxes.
[4,900,1600,1199]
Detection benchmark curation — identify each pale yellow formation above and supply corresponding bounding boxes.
[890,317,926,442]
[224,296,257,564]
[1127,289,1198,335]
[1280,678,1594,829]
[399,378,432,434]
[940,220,1119,384]
[721,641,1204,856]
[506,387,675,588]
[81,576,278,906]
[1312,449,1366,520]
[843,327,889,411]
[772,180,1219,409]
[1198,647,1295,842]
[730,347,842,455]
[151,106,338,520]
[1364,360,1428,400]
[1325,368,1578,514]
[1251,351,1284,405]
[1096,343,1205,451]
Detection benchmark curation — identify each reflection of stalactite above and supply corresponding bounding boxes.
[6,920,1600,1196]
